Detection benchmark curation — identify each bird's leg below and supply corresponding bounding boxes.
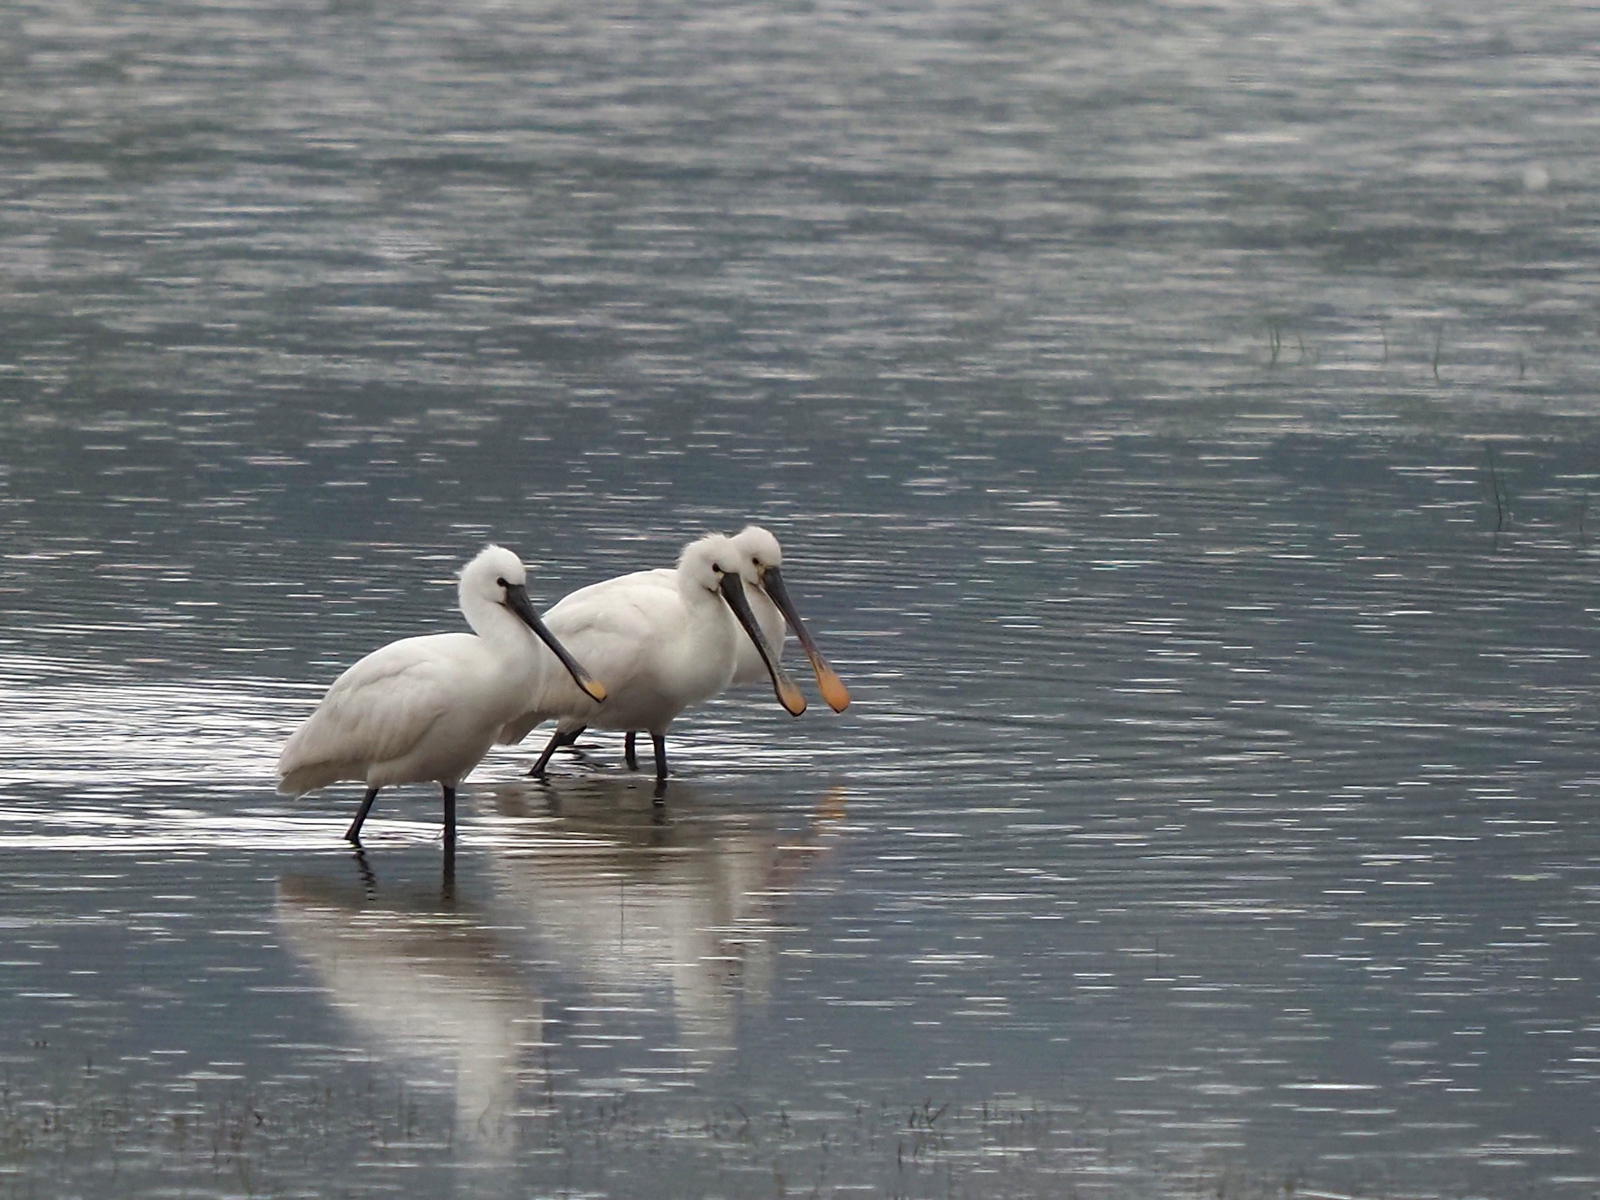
[441,795,456,894]
[556,729,595,764]
[529,727,587,777]
[346,787,379,845]
[651,732,669,785]
[624,731,639,771]
[528,729,566,778]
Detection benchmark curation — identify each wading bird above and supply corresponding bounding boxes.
[546,526,851,770]
[277,545,607,849]
[498,533,806,787]
[709,525,850,704]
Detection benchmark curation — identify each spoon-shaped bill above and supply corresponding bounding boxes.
[759,566,850,712]
[505,583,608,703]
[719,573,806,716]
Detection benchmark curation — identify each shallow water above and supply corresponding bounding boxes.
[4,0,1600,1196]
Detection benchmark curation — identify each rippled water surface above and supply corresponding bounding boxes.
[5,1,1600,1196]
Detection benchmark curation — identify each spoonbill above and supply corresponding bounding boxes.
[277,545,607,849]
[540,526,851,771]
[707,525,851,705]
[498,533,806,786]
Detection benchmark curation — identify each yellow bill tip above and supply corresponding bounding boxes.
[779,677,808,717]
[583,679,608,703]
[816,669,851,713]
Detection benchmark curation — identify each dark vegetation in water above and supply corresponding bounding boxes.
[0,1069,446,1199]
[0,1070,1306,1199]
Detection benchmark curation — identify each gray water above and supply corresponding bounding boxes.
[4,1,1600,1196]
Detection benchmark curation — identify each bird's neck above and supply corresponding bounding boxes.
[678,578,726,624]
[462,593,536,663]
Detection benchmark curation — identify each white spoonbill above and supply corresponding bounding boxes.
[277,545,607,849]
[550,526,851,770]
[707,525,851,706]
[498,533,806,786]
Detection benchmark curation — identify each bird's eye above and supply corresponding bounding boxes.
[712,562,723,573]
[496,576,509,588]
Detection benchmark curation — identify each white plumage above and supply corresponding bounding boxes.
[277,544,605,847]
[499,532,805,785]
[512,526,851,774]
[718,526,851,708]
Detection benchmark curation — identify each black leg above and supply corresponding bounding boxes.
[624,731,638,771]
[346,787,379,844]
[528,728,565,778]
[441,784,457,856]
[651,732,668,784]
[529,727,586,778]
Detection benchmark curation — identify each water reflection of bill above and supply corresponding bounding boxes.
[274,869,539,1156]
[486,777,846,1058]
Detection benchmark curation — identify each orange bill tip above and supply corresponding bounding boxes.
[779,677,808,717]
[815,667,851,713]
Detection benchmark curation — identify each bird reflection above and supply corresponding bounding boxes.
[274,859,541,1155]
[486,776,845,1056]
